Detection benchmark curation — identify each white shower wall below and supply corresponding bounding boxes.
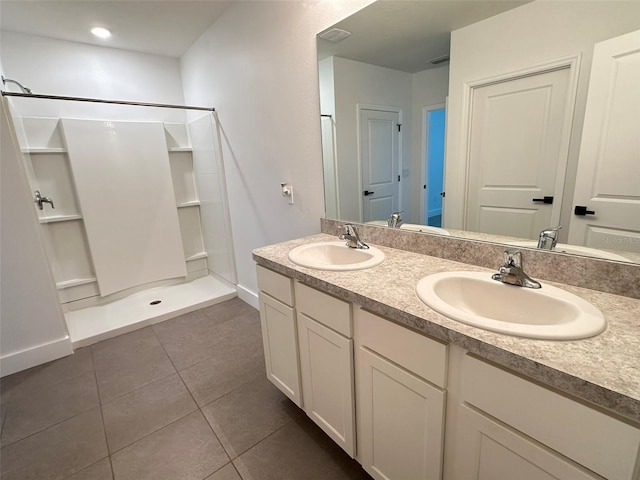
[2,31,237,292]
[16,117,214,302]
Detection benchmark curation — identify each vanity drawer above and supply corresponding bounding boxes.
[461,354,640,480]
[257,265,294,307]
[357,309,447,388]
[295,282,351,337]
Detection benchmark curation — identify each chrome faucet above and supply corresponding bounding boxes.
[34,190,55,210]
[339,224,369,249]
[537,226,561,250]
[491,248,541,288]
[387,211,404,228]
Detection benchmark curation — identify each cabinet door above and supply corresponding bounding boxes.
[259,293,302,407]
[451,404,602,480]
[358,346,445,480]
[298,313,355,457]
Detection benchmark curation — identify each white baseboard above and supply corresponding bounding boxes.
[1,336,73,377]
[237,283,259,310]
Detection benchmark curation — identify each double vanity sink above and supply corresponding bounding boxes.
[288,240,606,340]
[256,231,640,479]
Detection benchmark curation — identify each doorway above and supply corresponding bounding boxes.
[424,105,446,227]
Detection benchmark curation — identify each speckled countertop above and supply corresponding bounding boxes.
[253,233,640,425]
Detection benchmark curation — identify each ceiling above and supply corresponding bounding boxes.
[0,0,232,58]
[317,0,530,73]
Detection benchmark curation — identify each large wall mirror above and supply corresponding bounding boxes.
[317,0,640,264]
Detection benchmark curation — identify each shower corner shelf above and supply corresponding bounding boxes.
[168,147,193,153]
[177,201,200,208]
[56,277,97,290]
[185,252,208,262]
[39,214,83,224]
[22,147,68,154]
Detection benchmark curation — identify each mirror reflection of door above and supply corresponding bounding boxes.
[360,107,400,222]
[569,29,640,254]
[424,105,446,228]
[464,66,572,239]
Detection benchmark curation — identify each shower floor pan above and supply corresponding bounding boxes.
[65,275,236,348]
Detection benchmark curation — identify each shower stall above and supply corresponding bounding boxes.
[2,89,237,355]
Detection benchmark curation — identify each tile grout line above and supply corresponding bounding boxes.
[0,349,101,450]
[151,310,273,478]
[150,324,234,479]
[91,329,178,406]
[99,368,197,455]
[0,399,101,449]
[2,349,97,407]
[89,346,116,480]
[230,408,305,463]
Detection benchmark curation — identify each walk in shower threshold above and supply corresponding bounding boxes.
[65,275,236,348]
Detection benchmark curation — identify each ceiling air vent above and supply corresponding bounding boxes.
[319,28,352,43]
[428,55,450,65]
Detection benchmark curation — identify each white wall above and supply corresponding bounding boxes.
[318,58,338,219]
[319,57,448,226]
[411,66,449,224]
[179,0,374,303]
[445,1,640,233]
[1,98,72,376]
[1,31,186,122]
[331,56,412,222]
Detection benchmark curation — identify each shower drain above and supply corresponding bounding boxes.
[149,300,162,305]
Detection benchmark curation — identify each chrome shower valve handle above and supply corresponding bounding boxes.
[34,190,55,210]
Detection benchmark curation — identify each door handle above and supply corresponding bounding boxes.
[574,206,595,216]
[34,190,55,210]
[363,190,375,196]
[532,196,554,204]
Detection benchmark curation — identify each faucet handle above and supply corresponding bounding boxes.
[387,211,404,228]
[343,224,356,235]
[540,226,562,237]
[503,248,522,268]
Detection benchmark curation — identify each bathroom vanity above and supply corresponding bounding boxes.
[253,232,640,480]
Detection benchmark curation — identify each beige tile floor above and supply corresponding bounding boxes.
[0,298,371,480]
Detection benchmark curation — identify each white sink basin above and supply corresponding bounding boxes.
[508,241,629,262]
[288,241,385,271]
[416,271,605,340]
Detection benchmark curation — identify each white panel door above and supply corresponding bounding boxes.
[450,404,601,480]
[568,29,640,253]
[297,313,355,457]
[465,68,572,239]
[360,108,400,222]
[259,293,302,407]
[358,347,445,480]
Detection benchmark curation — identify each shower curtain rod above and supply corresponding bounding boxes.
[1,91,215,112]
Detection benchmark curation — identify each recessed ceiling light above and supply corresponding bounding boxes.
[91,27,111,39]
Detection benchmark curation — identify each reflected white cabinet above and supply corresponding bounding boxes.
[356,309,447,480]
[257,266,302,407]
[296,282,355,457]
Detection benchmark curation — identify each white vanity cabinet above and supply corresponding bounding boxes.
[295,282,356,457]
[255,260,640,480]
[447,354,640,480]
[356,309,448,480]
[256,265,302,407]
